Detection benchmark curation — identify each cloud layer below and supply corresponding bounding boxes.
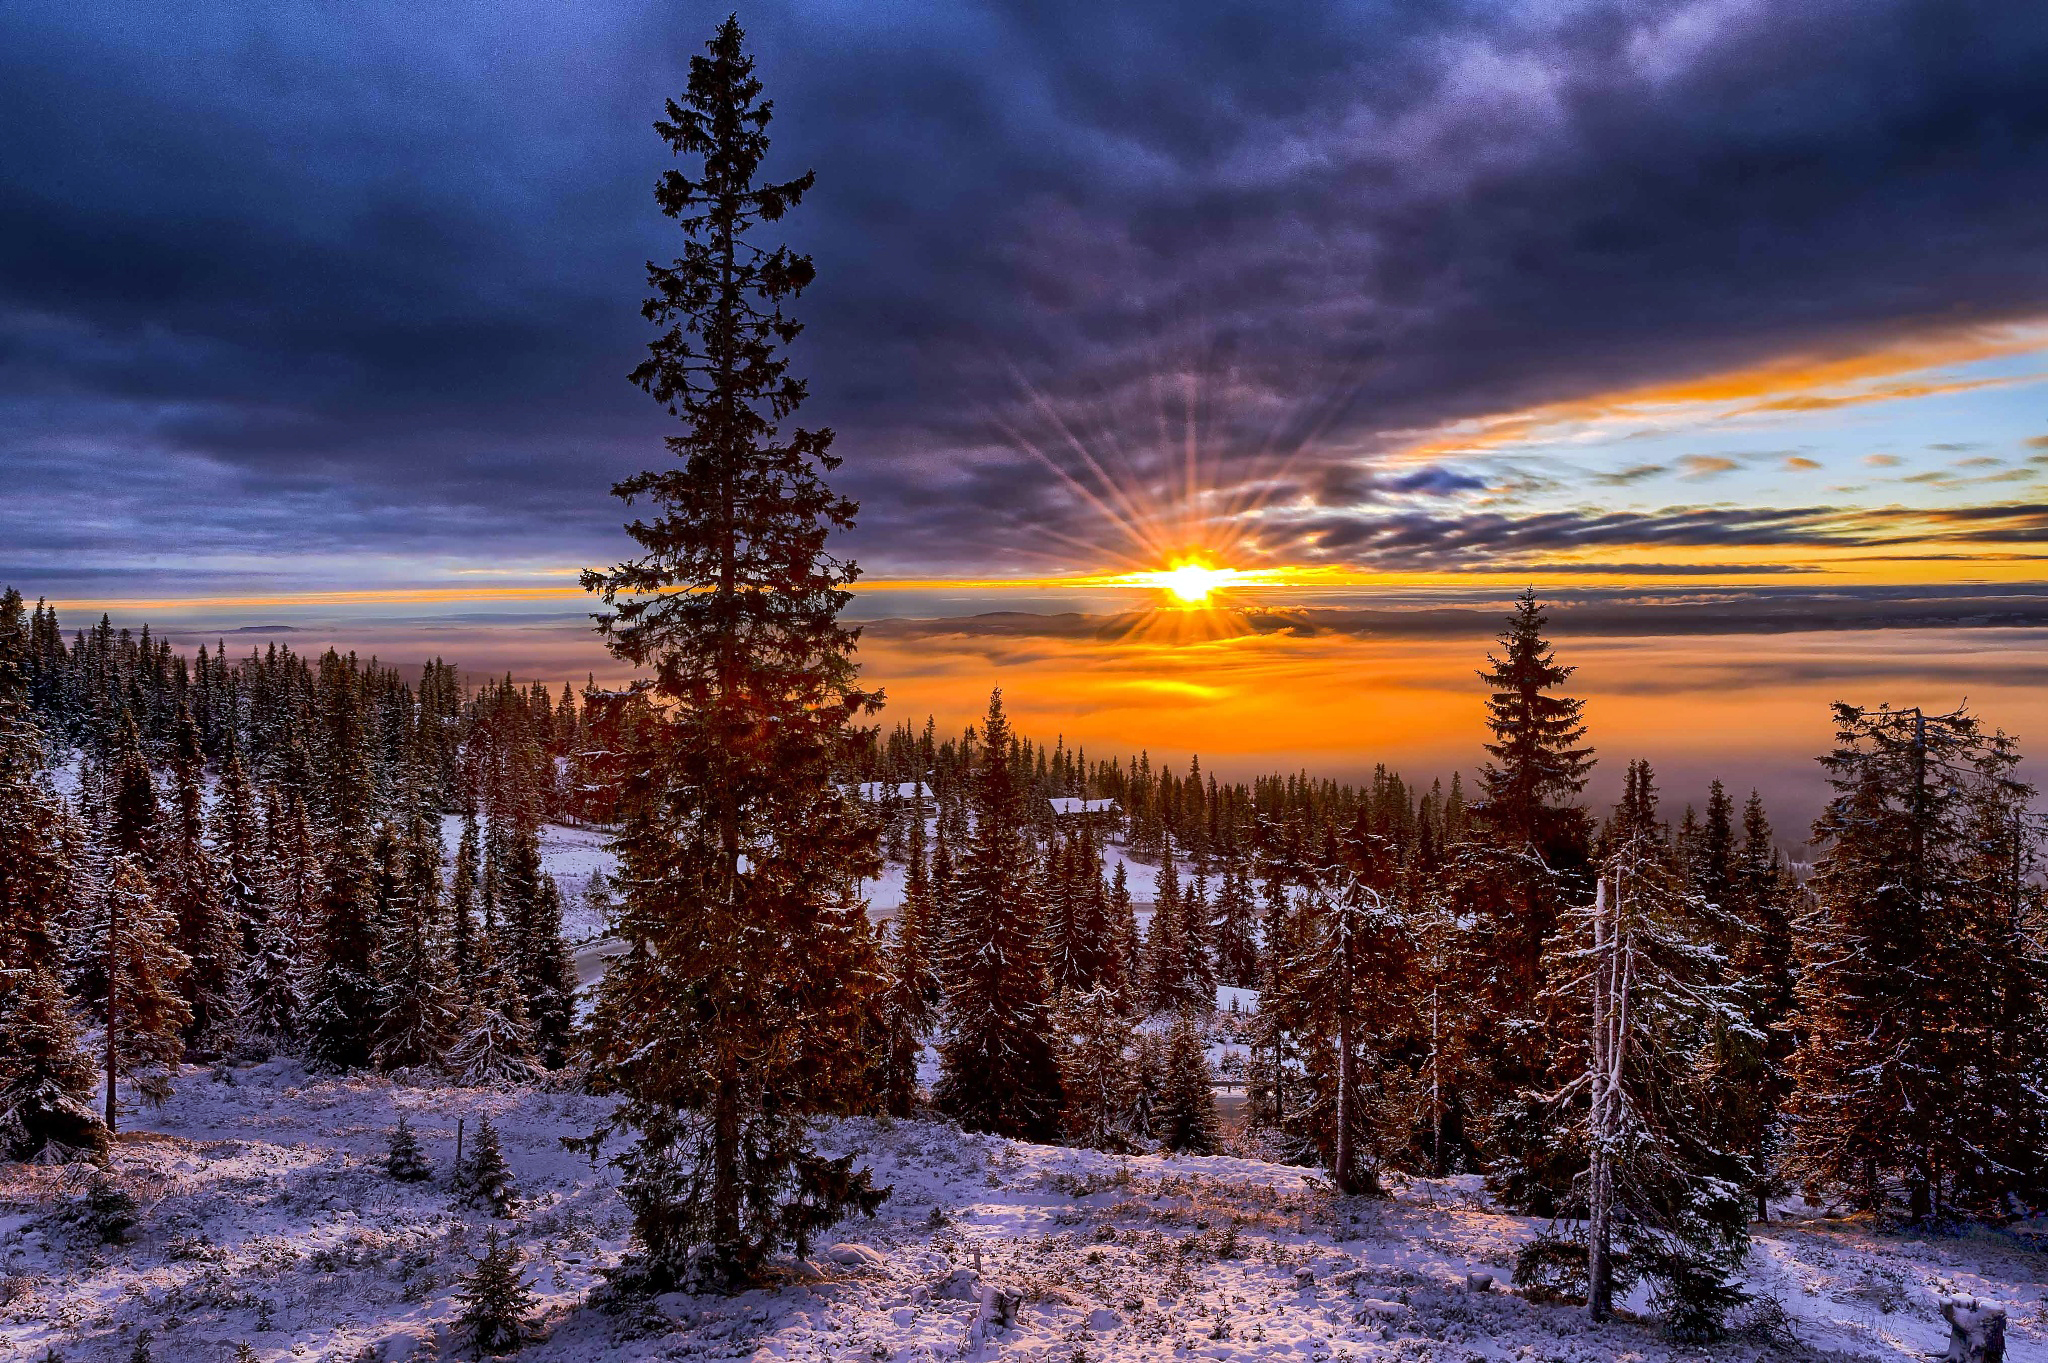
[6,0,2048,591]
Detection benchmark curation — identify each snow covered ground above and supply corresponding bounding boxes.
[9,1069,2047,1363]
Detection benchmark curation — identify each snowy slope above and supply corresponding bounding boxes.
[7,1070,2046,1363]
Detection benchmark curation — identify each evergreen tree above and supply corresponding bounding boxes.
[372,817,455,1072]
[1519,807,1753,1340]
[871,918,929,1118]
[1103,860,1138,1009]
[0,962,107,1163]
[576,17,885,1291]
[95,858,192,1132]
[895,811,942,1010]
[209,732,267,958]
[1211,854,1259,989]
[1785,704,2043,1220]
[1155,1011,1220,1154]
[165,703,236,1052]
[0,586,66,978]
[457,1113,519,1215]
[451,811,482,991]
[935,690,1062,1139]
[507,862,576,1068]
[1283,833,1414,1195]
[304,835,378,1072]
[1475,590,1594,861]
[446,936,542,1087]
[1143,847,1186,1014]
[107,715,161,873]
[386,1113,434,1182]
[456,1227,536,1357]
[1054,986,1136,1151]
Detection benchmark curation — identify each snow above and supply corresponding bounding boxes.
[11,1071,2048,1363]
[856,782,932,801]
[1215,985,1260,1015]
[1049,797,1120,817]
[437,818,619,945]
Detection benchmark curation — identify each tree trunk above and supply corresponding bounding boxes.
[103,886,121,1136]
[1334,1006,1355,1194]
[1581,871,1613,1317]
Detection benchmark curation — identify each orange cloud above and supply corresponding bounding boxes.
[1390,318,2048,465]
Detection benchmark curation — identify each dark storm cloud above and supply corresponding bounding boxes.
[6,0,2048,587]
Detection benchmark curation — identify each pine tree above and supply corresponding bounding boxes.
[1211,854,1259,989]
[1155,1011,1220,1154]
[1180,862,1217,1011]
[386,1113,434,1182]
[451,811,482,991]
[165,703,236,1052]
[872,918,929,1118]
[1283,832,1414,1195]
[0,961,107,1163]
[575,16,885,1290]
[0,586,66,979]
[456,1113,519,1215]
[935,690,1062,1139]
[1785,704,2042,1221]
[1103,860,1139,1009]
[1054,986,1136,1151]
[446,936,542,1087]
[1143,847,1186,1015]
[303,834,378,1072]
[456,1227,535,1357]
[1520,804,1753,1340]
[372,816,455,1072]
[1475,590,1594,862]
[107,715,160,873]
[209,731,267,958]
[95,858,192,1132]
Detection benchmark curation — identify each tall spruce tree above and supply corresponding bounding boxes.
[165,703,235,1052]
[1475,591,1594,863]
[1283,832,1415,1194]
[935,690,1062,1139]
[577,16,884,1291]
[1521,792,1753,1340]
[0,961,106,1163]
[96,858,192,1131]
[1785,703,2046,1220]
[0,588,68,985]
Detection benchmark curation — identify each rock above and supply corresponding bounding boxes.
[1293,1267,1316,1289]
[653,1291,693,1321]
[890,1307,916,1328]
[907,1285,930,1306]
[823,1242,886,1268]
[933,1267,982,1301]
[1356,1298,1411,1322]
[1088,1308,1125,1332]
[1467,1272,1495,1293]
[1939,1295,2008,1363]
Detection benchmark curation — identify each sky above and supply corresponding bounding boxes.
[8,0,2048,818]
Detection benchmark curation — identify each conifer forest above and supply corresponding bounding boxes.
[6,12,2048,1363]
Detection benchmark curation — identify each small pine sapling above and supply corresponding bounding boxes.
[457,1227,537,1356]
[386,1114,433,1182]
[76,1176,141,1244]
[457,1114,518,1215]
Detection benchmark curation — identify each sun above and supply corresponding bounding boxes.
[1152,559,1239,604]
